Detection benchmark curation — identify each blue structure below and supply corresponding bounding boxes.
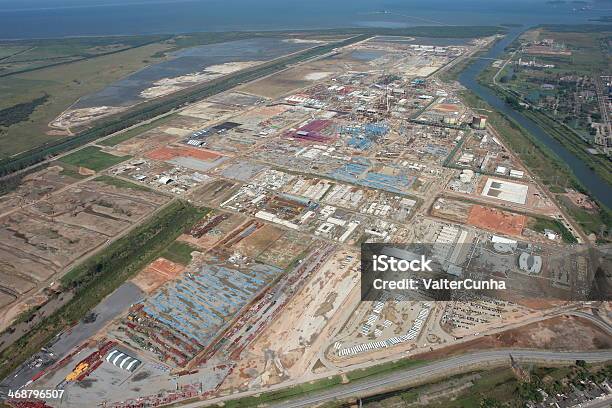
[341,122,389,150]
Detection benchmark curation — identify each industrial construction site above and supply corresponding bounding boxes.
[0,32,610,408]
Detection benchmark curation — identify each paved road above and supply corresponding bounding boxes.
[574,394,612,408]
[272,350,612,408]
[183,350,612,408]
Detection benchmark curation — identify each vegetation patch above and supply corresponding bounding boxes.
[529,216,578,243]
[160,241,198,266]
[224,376,342,408]
[224,357,426,407]
[0,94,49,127]
[58,163,89,180]
[0,163,49,196]
[346,358,425,381]
[58,146,129,172]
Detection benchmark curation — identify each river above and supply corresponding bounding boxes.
[458,29,612,208]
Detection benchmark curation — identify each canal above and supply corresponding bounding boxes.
[458,28,612,208]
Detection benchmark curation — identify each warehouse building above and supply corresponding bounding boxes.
[105,349,142,372]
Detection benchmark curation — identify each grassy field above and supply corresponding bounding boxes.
[0,41,172,159]
[58,146,129,171]
[57,163,89,180]
[0,36,170,77]
[224,376,343,408]
[521,109,612,185]
[401,369,518,408]
[0,200,207,381]
[536,26,612,73]
[531,217,578,243]
[347,359,425,381]
[558,195,611,240]
[223,358,425,407]
[160,241,198,266]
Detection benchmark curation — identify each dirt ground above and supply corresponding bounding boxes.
[420,315,612,361]
[495,315,612,350]
[145,145,221,161]
[188,179,240,207]
[0,175,169,323]
[238,66,335,99]
[180,211,246,250]
[112,129,180,156]
[0,165,82,215]
[178,101,240,124]
[256,230,314,269]
[223,248,360,389]
[467,205,526,236]
[237,45,390,99]
[430,198,471,223]
[432,103,463,113]
[233,224,284,259]
[132,257,185,293]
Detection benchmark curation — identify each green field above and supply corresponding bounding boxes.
[529,217,577,243]
[224,376,343,408]
[160,241,198,266]
[536,25,612,73]
[0,40,173,159]
[347,358,425,381]
[0,36,170,77]
[222,358,426,407]
[57,163,89,180]
[58,146,129,171]
[0,200,207,381]
[522,109,612,184]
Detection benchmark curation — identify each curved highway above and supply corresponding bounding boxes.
[271,350,612,408]
[186,349,612,408]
